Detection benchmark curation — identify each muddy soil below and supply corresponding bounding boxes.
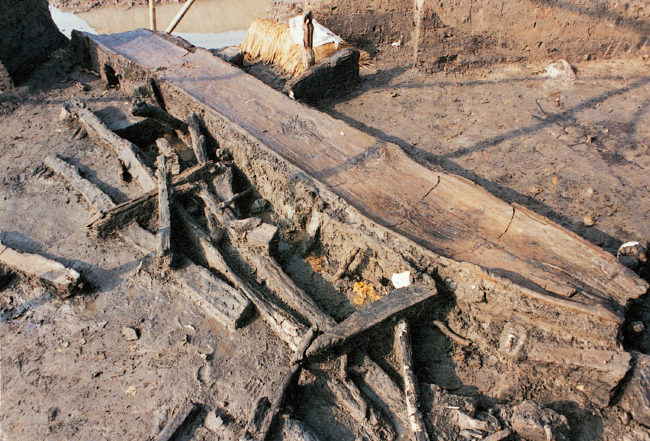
[2,4,650,441]
[49,0,179,12]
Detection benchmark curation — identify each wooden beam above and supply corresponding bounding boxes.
[155,138,181,175]
[88,161,217,237]
[132,100,188,133]
[302,11,315,69]
[44,154,116,213]
[305,284,437,360]
[188,113,208,163]
[175,206,307,351]
[394,319,429,441]
[156,155,173,266]
[177,258,253,330]
[62,99,157,192]
[0,240,81,296]
[327,376,396,441]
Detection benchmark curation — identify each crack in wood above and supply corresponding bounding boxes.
[497,207,516,240]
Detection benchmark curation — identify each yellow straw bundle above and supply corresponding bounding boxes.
[238,19,371,77]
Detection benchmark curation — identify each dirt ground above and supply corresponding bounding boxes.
[2,4,650,441]
[50,0,183,12]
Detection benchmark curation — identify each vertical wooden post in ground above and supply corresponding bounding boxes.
[395,319,430,441]
[149,0,157,31]
[302,11,315,69]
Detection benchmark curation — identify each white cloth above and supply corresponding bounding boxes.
[288,16,342,49]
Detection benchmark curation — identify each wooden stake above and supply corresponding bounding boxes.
[433,320,471,347]
[133,101,188,133]
[176,207,308,351]
[395,319,429,441]
[155,138,180,175]
[45,155,116,213]
[149,0,157,31]
[156,155,172,266]
[302,11,315,69]
[88,162,217,237]
[188,113,208,163]
[62,99,157,192]
[252,327,319,441]
[334,246,360,279]
[166,0,198,34]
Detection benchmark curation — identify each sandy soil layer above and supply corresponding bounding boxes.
[49,0,179,11]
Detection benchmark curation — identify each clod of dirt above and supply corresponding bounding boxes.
[582,216,595,227]
[507,400,570,441]
[121,326,139,341]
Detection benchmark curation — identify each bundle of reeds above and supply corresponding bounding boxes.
[238,18,372,77]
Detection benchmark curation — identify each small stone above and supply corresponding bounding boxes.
[633,322,646,333]
[62,341,69,348]
[122,327,139,341]
[205,410,224,433]
[250,198,269,214]
[582,216,594,227]
[216,148,232,161]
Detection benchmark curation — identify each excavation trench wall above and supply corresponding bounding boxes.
[0,0,67,86]
[269,0,650,71]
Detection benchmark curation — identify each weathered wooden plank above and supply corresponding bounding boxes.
[132,100,189,133]
[76,29,648,319]
[175,206,307,351]
[526,343,631,379]
[394,319,429,441]
[155,138,180,175]
[0,240,81,295]
[327,376,396,441]
[87,161,217,236]
[44,155,116,213]
[177,258,253,330]
[188,113,208,163]
[62,98,157,192]
[156,155,172,265]
[305,285,437,360]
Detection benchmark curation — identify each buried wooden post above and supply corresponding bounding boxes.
[302,11,315,69]
[166,0,198,34]
[156,155,173,267]
[395,319,430,441]
[149,0,156,31]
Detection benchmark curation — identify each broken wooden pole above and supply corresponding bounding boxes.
[131,99,188,133]
[44,154,115,213]
[327,376,396,441]
[255,327,319,441]
[433,320,471,347]
[62,99,157,192]
[166,0,198,34]
[188,113,208,163]
[0,240,81,296]
[177,258,253,330]
[88,161,217,237]
[302,11,315,69]
[238,245,336,332]
[149,0,156,31]
[155,138,180,175]
[305,284,437,360]
[395,319,430,441]
[176,206,307,350]
[156,155,173,266]
[197,182,237,226]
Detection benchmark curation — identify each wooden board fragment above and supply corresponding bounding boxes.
[177,258,252,330]
[188,113,208,163]
[44,154,115,213]
[156,155,172,265]
[176,207,307,351]
[0,240,81,295]
[88,161,217,236]
[154,402,200,441]
[62,98,157,192]
[305,284,437,360]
